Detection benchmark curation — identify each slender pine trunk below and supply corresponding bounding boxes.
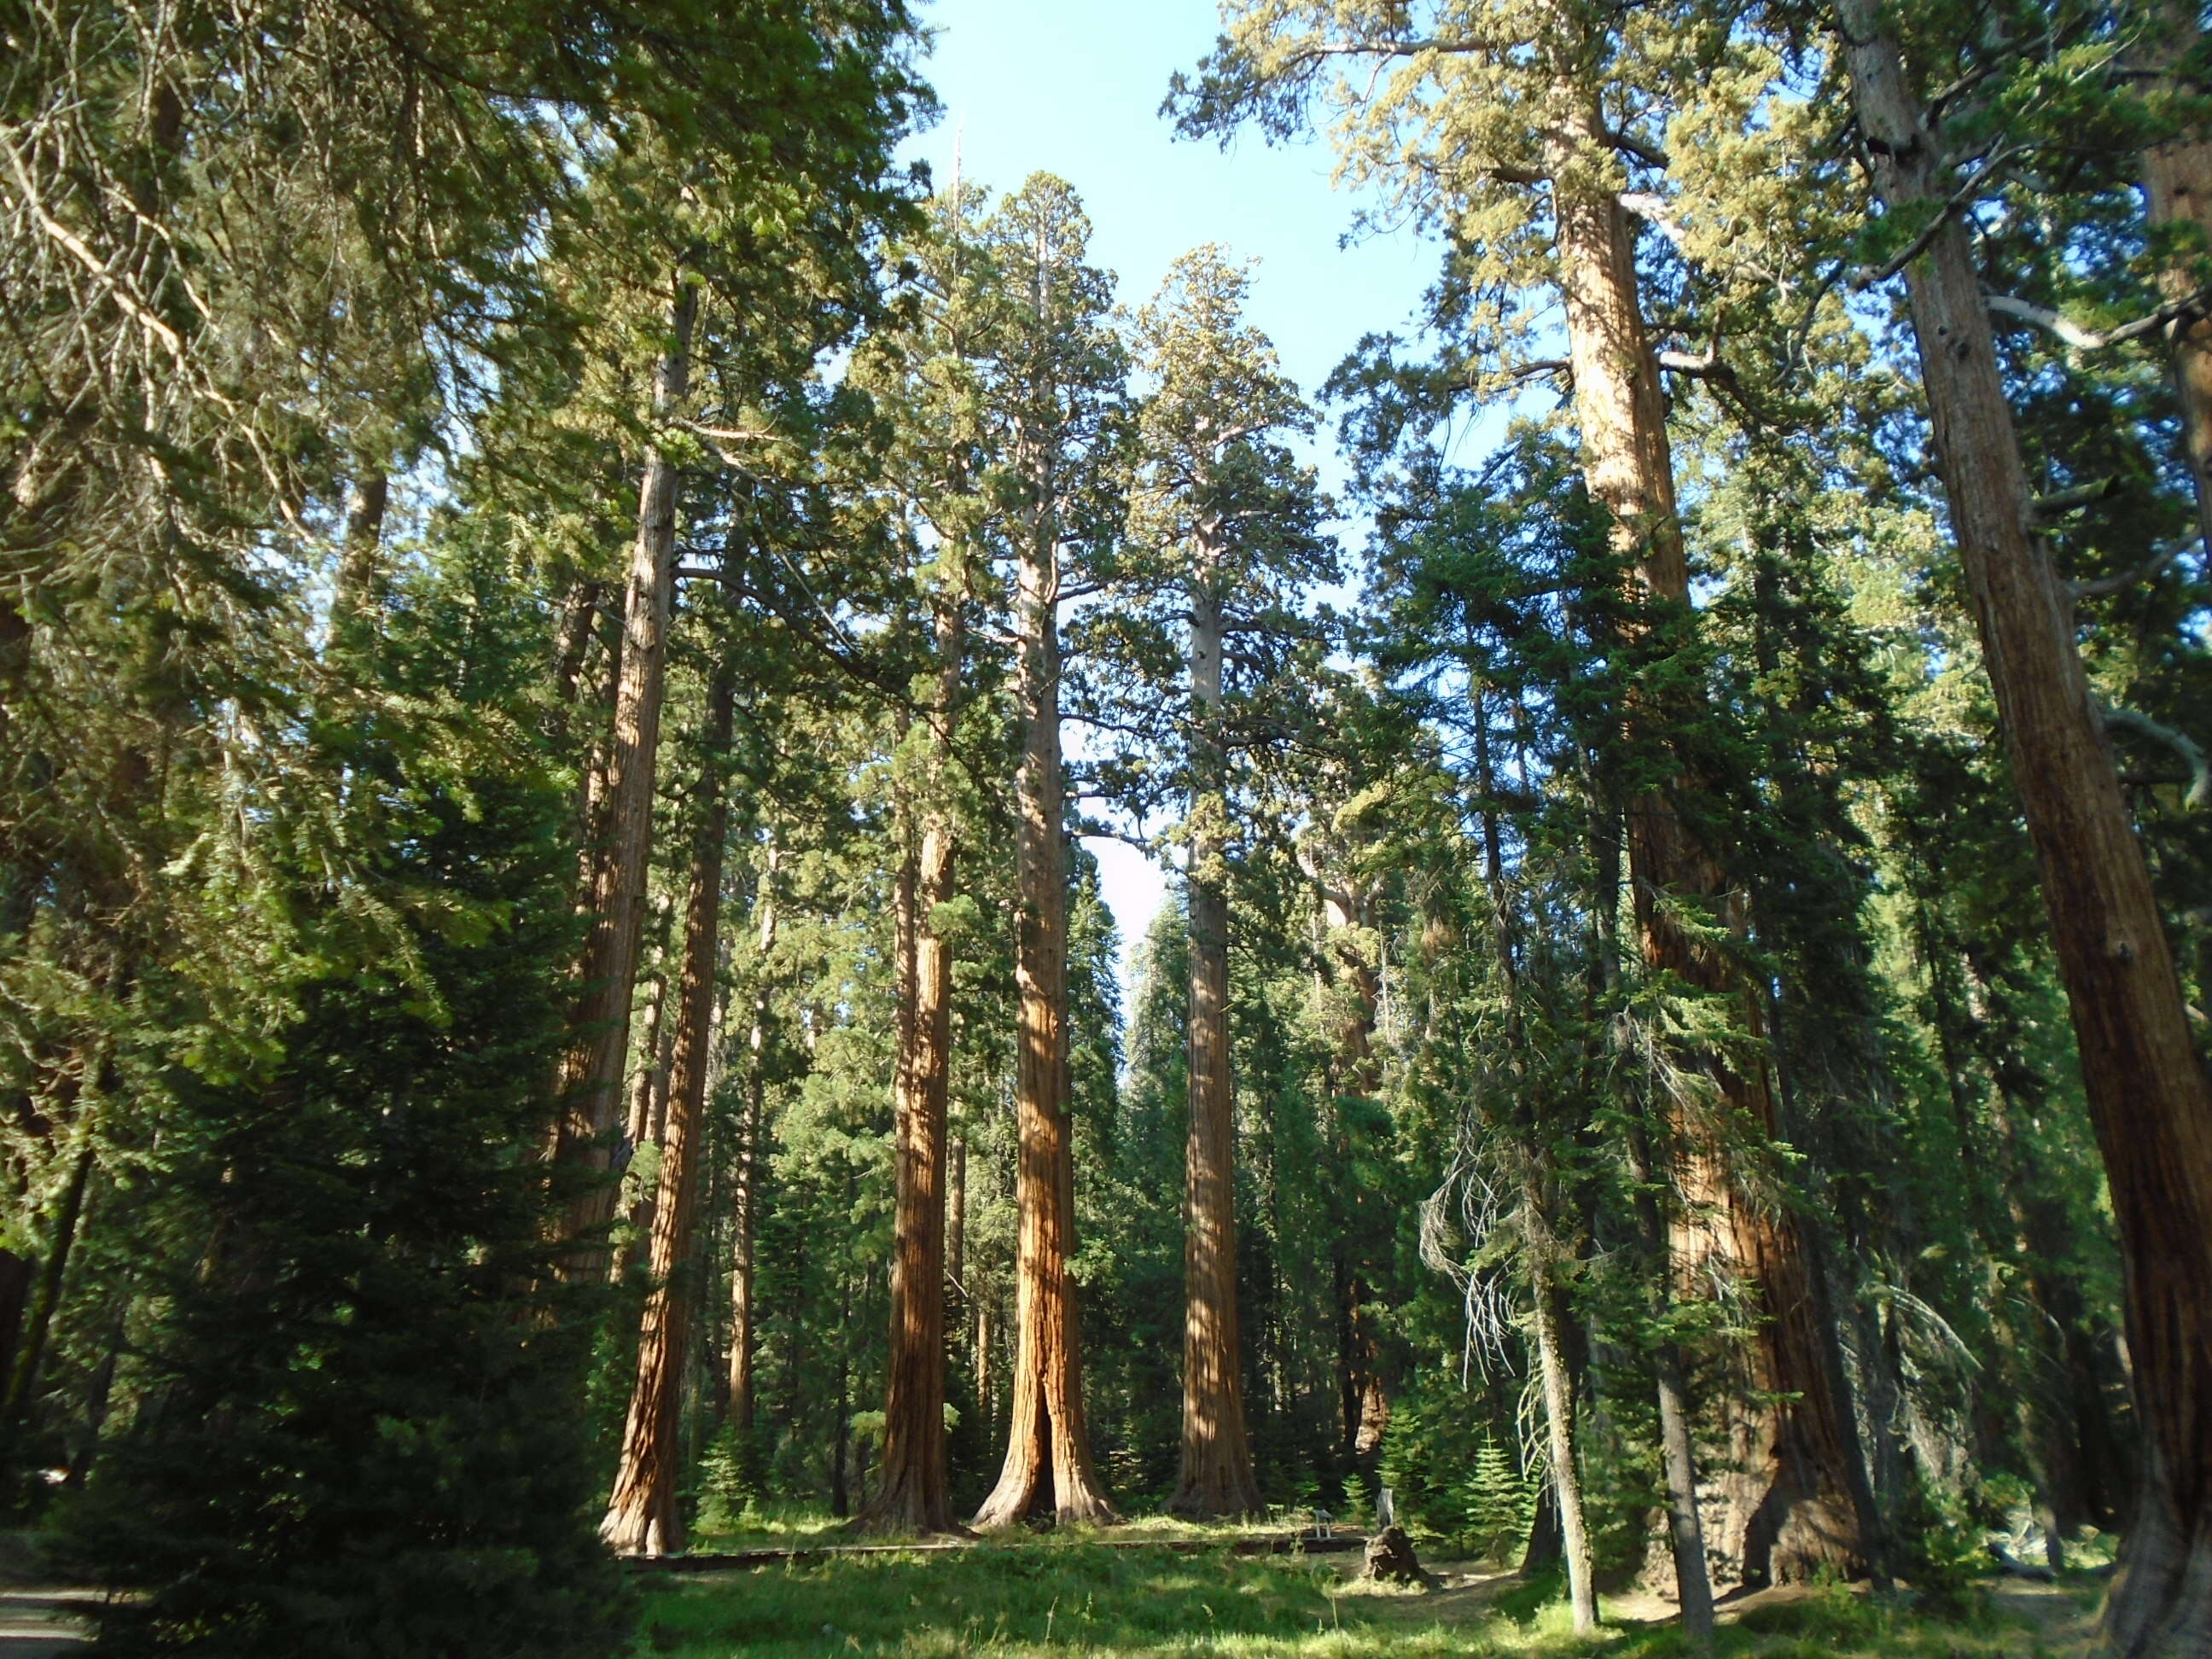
[550,279,696,1270]
[728,847,777,1435]
[1526,1203,1598,1633]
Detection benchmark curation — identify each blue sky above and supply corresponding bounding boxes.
[901,0,1443,1002]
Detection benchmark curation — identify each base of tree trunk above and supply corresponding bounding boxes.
[2104,1477,2212,1659]
[1166,1463,1263,1521]
[971,1472,1119,1530]
[1703,1435,1868,1592]
[854,1473,968,1540]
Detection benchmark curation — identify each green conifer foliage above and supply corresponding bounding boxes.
[57,544,627,1657]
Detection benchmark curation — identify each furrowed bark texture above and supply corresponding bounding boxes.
[972,511,1115,1529]
[948,1136,968,1312]
[551,280,696,1269]
[1171,581,1264,1519]
[864,583,965,1535]
[1547,111,1866,1589]
[1837,10,2212,1651]
[601,659,733,1557]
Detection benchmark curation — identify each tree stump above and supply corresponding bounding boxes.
[1362,1524,1427,1585]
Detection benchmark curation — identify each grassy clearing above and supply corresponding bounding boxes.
[690,1506,1333,1553]
[632,1540,2104,1659]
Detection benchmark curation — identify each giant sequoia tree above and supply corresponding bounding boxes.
[970,176,1126,1530]
[1111,248,1332,1519]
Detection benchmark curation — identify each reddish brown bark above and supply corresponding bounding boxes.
[601,659,734,1557]
[550,279,696,1269]
[863,578,965,1535]
[972,509,1115,1529]
[947,1136,967,1311]
[1170,582,1262,1518]
[1837,11,2212,1650]
[1547,109,1865,1589]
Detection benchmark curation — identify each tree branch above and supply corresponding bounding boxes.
[2104,705,2210,809]
[1850,144,2020,288]
[2069,536,2192,599]
[1986,286,2212,352]
[1605,127,1671,170]
[2030,476,2121,523]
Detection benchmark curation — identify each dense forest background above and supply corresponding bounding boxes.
[3,0,2209,1655]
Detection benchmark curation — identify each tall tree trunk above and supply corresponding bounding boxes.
[1527,1199,1598,1633]
[972,504,1115,1529]
[948,1137,967,1314]
[864,576,966,1534]
[1837,10,2212,1651]
[1546,108,1866,1588]
[550,279,697,1269]
[1171,581,1263,1519]
[0,1146,91,1458]
[975,1284,993,1439]
[2137,0,2212,553]
[728,847,777,1437]
[601,657,735,1557]
[1591,783,1717,1640]
[1472,697,1597,1627]
[613,937,676,1286]
[1313,869,1389,1468]
[1628,1119,1718,1643]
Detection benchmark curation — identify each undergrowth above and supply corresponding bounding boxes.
[629,1540,2096,1658]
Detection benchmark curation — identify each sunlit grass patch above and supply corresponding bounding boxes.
[630,1537,2100,1659]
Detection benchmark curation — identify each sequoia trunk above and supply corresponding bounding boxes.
[1837,12,2212,1650]
[1171,582,1263,1518]
[1547,108,1866,1587]
[601,658,734,1557]
[864,576,965,1534]
[972,504,1115,1529]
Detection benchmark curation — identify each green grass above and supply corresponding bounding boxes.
[690,1505,1337,1552]
[689,1499,866,1551]
[629,1540,2100,1658]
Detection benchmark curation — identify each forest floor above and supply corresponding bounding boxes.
[630,1535,2107,1658]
